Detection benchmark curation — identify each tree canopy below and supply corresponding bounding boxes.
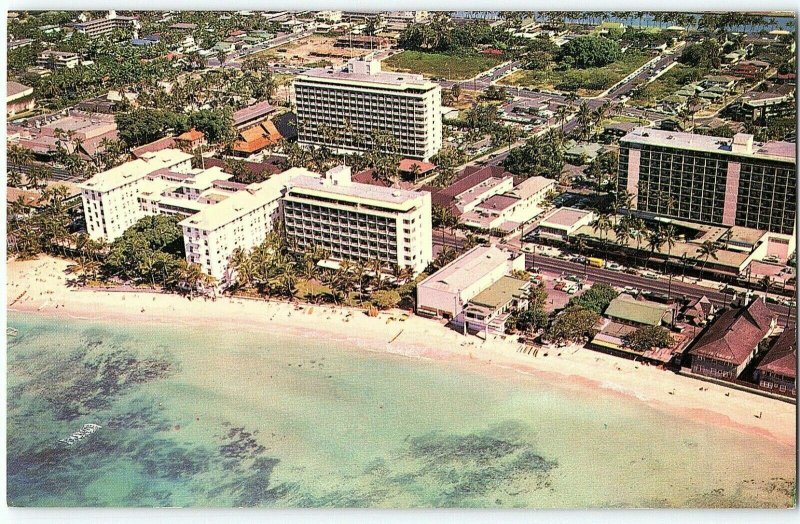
[557,36,621,68]
[568,283,619,314]
[624,325,674,351]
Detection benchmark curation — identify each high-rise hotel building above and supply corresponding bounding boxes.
[294,55,442,161]
[618,128,796,235]
[283,165,432,275]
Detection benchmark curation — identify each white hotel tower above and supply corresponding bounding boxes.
[294,55,442,161]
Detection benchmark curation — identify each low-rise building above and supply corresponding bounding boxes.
[463,276,530,334]
[431,165,515,215]
[461,176,555,233]
[7,81,35,117]
[73,11,139,38]
[417,245,525,323]
[688,297,776,380]
[533,207,595,242]
[603,293,672,327]
[755,327,797,396]
[283,165,432,275]
[37,50,80,70]
[175,128,207,151]
[8,110,118,161]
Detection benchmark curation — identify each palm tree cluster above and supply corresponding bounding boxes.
[228,229,416,308]
[502,128,565,179]
[7,185,74,259]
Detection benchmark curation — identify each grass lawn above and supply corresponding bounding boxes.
[295,279,332,300]
[383,50,504,80]
[499,52,652,96]
[629,64,710,107]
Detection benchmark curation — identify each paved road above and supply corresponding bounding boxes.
[433,235,794,326]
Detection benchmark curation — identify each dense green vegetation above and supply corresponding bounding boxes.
[383,50,504,80]
[629,64,709,106]
[557,36,621,68]
[624,325,674,351]
[567,283,619,314]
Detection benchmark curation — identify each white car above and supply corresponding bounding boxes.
[521,244,535,253]
[607,262,624,271]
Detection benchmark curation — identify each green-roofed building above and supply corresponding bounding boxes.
[603,294,669,327]
[464,276,531,334]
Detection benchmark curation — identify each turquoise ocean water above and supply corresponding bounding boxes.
[6,312,796,508]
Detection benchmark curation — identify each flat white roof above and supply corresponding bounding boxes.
[509,176,554,200]
[180,167,318,232]
[79,149,192,192]
[286,174,425,209]
[418,245,512,293]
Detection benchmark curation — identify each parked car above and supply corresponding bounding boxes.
[607,262,624,271]
[521,244,535,253]
[641,270,660,280]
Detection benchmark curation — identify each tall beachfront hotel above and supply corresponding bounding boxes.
[618,128,796,235]
[294,55,442,161]
[283,166,433,275]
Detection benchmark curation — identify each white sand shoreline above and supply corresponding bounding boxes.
[6,256,796,449]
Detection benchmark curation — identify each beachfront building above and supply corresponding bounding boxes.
[294,55,442,161]
[79,149,194,241]
[618,128,797,235]
[416,245,525,324]
[463,276,531,334]
[282,165,432,275]
[7,110,118,162]
[755,327,797,396]
[688,297,776,380]
[180,168,318,285]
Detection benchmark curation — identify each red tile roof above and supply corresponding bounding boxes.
[353,168,391,187]
[232,121,282,154]
[233,100,276,127]
[398,158,436,174]
[176,128,204,141]
[689,297,775,366]
[757,327,796,378]
[132,136,176,158]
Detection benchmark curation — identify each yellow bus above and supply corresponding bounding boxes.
[587,257,605,268]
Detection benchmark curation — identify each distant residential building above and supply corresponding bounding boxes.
[755,327,797,396]
[73,11,139,38]
[37,50,80,70]
[7,38,34,51]
[735,84,796,123]
[618,127,796,235]
[7,82,35,118]
[282,165,432,275]
[688,297,776,380]
[294,55,442,161]
[169,22,197,31]
[416,245,525,322]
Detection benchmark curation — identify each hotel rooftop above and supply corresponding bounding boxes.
[79,149,192,192]
[621,127,795,163]
[287,166,425,208]
[299,55,437,90]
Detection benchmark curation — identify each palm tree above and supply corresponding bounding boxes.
[644,226,665,269]
[591,212,613,261]
[696,240,719,274]
[576,101,593,141]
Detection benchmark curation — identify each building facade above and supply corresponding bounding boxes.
[73,11,139,38]
[294,56,442,161]
[180,168,317,285]
[618,128,796,235]
[37,50,80,69]
[79,149,194,241]
[282,165,432,275]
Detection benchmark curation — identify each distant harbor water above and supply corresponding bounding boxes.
[450,11,795,31]
[7,312,795,508]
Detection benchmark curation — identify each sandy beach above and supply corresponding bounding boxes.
[6,255,796,449]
